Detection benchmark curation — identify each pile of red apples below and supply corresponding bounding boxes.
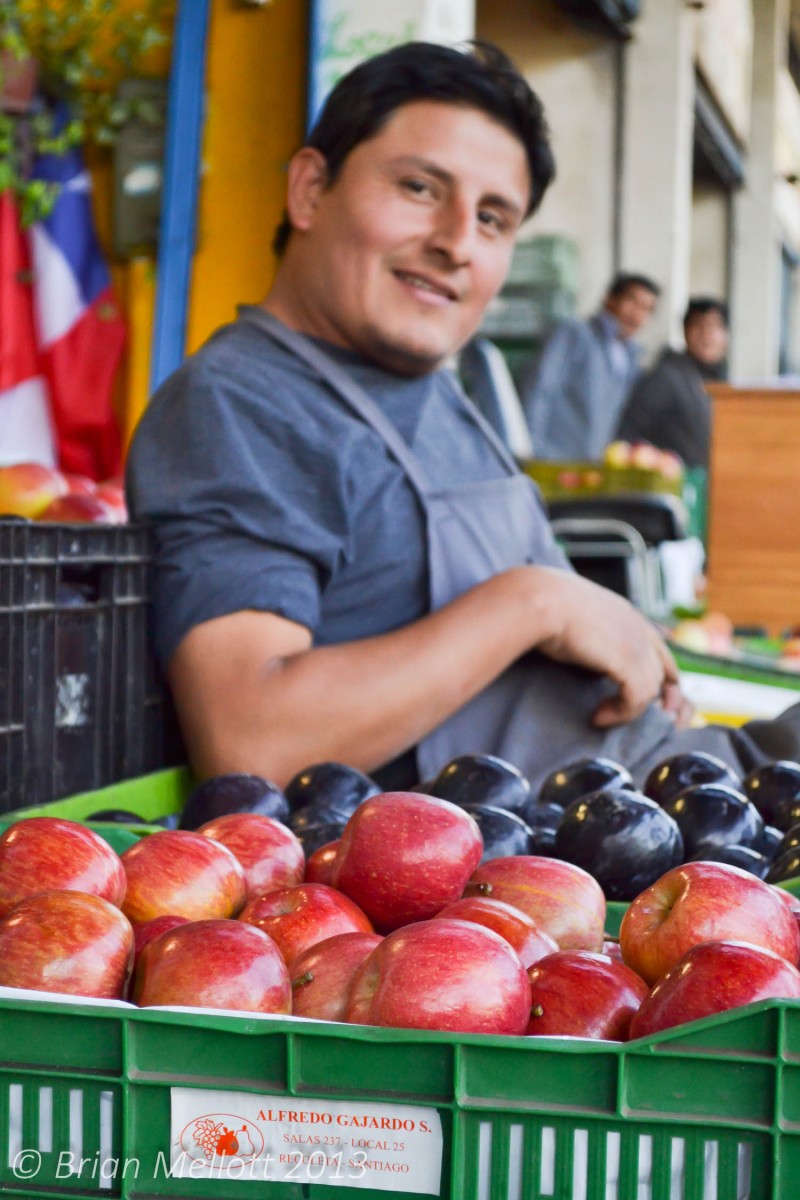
[0,461,127,523]
[1,791,799,1043]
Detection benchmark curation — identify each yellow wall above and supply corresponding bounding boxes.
[117,0,308,443]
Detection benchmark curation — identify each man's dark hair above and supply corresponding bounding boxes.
[684,296,729,327]
[606,272,661,300]
[272,40,555,256]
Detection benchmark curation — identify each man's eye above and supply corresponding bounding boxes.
[401,178,433,196]
[478,210,507,234]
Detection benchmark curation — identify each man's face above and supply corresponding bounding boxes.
[604,284,658,340]
[684,310,728,366]
[281,101,531,375]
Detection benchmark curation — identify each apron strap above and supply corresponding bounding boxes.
[238,306,436,498]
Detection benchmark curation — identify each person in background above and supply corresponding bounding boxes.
[521,272,660,460]
[615,296,729,469]
[127,41,798,797]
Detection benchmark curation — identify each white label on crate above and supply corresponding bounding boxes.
[168,1087,443,1193]
[55,674,89,727]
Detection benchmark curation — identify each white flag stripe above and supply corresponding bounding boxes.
[0,376,57,466]
[29,225,86,346]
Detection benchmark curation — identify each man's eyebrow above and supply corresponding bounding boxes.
[389,155,525,220]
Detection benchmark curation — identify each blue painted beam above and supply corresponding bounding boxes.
[149,0,212,392]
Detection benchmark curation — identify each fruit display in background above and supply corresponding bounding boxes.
[629,940,800,1039]
[459,803,533,861]
[179,773,289,830]
[93,479,128,522]
[120,830,247,923]
[742,761,800,832]
[132,919,292,1014]
[602,439,684,480]
[239,882,374,968]
[554,788,684,901]
[284,761,380,818]
[659,782,764,858]
[331,792,483,933]
[290,931,383,1022]
[304,840,340,885]
[0,816,126,918]
[345,918,532,1036]
[526,950,649,1040]
[424,753,532,815]
[0,890,133,999]
[537,757,632,810]
[668,611,735,656]
[0,462,67,517]
[688,841,770,879]
[619,860,800,985]
[38,492,121,524]
[432,895,558,969]
[643,751,739,808]
[197,812,304,902]
[465,855,606,952]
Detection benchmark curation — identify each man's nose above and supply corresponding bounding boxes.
[428,198,475,264]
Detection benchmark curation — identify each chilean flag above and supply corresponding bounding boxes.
[0,119,125,478]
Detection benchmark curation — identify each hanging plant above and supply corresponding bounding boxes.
[0,0,173,224]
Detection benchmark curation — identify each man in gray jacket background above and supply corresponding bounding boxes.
[522,272,660,460]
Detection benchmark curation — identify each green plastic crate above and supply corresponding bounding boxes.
[0,766,194,853]
[0,989,799,1199]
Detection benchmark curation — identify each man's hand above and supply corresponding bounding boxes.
[529,567,679,728]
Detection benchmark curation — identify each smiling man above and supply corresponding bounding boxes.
[128,41,792,793]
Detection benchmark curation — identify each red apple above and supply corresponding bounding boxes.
[432,895,558,969]
[772,883,800,913]
[0,461,67,518]
[526,950,649,1040]
[619,861,800,985]
[132,919,291,1014]
[330,791,482,932]
[0,816,126,918]
[132,914,190,972]
[63,473,97,496]
[628,441,662,470]
[602,936,624,963]
[290,931,383,1022]
[94,480,128,522]
[0,890,133,999]
[120,830,247,923]
[239,882,373,967]
[305,839,340,885]
[38,492,117,524]
[464,856,606,952]
[629,939,800,1039]
[197,812,304,902]
[346,918,531,1035]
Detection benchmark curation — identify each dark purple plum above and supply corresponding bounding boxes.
[87,808,145,824]
[775,823,800,861]
[458,803,533,862]
[427,754,531,814]
[554,788,683,901]
[294,819,347,858]
[758,824,784,861]
[766,848,800,885]
[644,751,739,808]
[179,773,289,829]
[519,800,564,856]
[661,782,763,857]
[537,757,632,811]
[284,761,380,818]
[688,841,771,880]
[742,761,800,831]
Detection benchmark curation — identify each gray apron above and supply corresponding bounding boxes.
[241,310,795,789]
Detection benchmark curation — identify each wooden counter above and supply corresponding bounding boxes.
[706,383,800,635]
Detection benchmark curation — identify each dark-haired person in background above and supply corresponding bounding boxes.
[128,41,798,797]
[615,297,729,469]
[521,273,660,460]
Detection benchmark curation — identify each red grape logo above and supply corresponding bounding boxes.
[180,1113,264,1165]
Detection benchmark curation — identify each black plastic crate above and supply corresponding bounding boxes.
[0,518,184,813]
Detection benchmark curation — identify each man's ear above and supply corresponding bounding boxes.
[285,147,329,234]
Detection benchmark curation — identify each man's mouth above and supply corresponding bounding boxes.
[394,270,458,302]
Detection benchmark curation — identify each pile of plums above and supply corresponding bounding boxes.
[89,751,800,904]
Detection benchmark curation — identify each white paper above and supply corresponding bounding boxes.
[169,1087,443,1194]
